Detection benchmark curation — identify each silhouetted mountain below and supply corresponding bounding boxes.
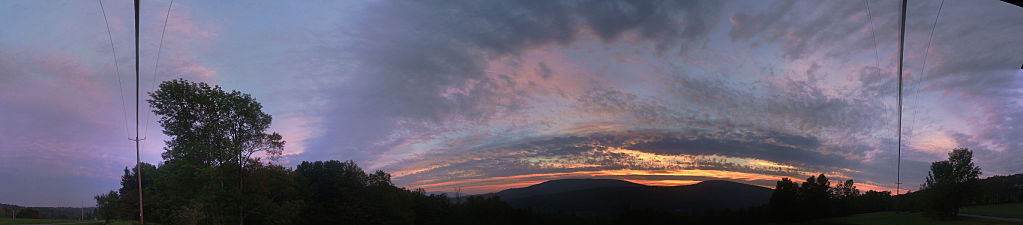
[481,179,773,218]
[493,179,645,200]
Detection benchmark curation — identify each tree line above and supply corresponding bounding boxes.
[767,148,985,223]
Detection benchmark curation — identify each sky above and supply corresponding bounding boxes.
[1,0,1021,207]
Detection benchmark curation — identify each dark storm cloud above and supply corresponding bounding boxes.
[308,0,726,161]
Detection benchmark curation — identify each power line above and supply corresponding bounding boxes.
[144,0,174,140]
[889,0,947,195]
[864,0,881,70]
[863,0,896,173]
[912,0,941,137]
[905,0,945,152]
[98,0,131,138]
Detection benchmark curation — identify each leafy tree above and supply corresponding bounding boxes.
[769,178,799,222]
[799,174,831,218]
[148,79,285,224]
[94,190,120,223]
[147,79,284,166]
[295,160,373,225]
[922,148,981,219]
[117,162,157,221]
[832,179,858,215]
[240,164,304,225]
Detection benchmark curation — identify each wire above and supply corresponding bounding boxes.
[864,0,894,161]
[905,0,944,154]
[919,0,945,120]
[144,0,174,140]
[864,0,881,70]
[99,0,132,139]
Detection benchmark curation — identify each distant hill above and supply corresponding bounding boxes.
[480,179,773,218]
[973,173,1023,204]
[0,203,95,220]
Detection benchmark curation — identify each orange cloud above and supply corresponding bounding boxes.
[410,168,798,194]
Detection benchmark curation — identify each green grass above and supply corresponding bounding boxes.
[963,203,1023,219]
[781,211,1023,225]
[0,218,101,225]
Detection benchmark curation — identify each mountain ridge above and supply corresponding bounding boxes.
[476,179,773,218]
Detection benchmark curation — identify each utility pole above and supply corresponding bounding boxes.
[131,0,144,224]
[896,0,906,199]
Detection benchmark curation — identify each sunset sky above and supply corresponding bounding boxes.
[1,0,1021,206]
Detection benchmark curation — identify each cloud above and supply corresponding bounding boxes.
[306,0,727,163]
[388,129,883,193]
[0,44,134,205]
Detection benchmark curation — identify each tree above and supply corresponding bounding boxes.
[148,79,285,224]
[855,190,891,213]
[799,174,831,218]
[832,179,858,215]
[117,162,157,221]
[769,178,799,222]
[147,79,284,166]
[95,190,121,223]
[295,160,371,225]
[922,148,981,219]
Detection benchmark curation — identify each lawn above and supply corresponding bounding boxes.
[793,211,1023,225]
[962,203,1023,219]
[0,218,101,225]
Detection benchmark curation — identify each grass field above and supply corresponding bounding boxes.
[791,211,1023,225]
[0,218,101,225]
[963,203,1023,219]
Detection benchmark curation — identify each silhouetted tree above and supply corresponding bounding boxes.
[94,190,120,223]
[295,160,371,224]
[855,190,892,213]
[799,174,831,219]
[148,79,285,225]
[922,148,981,219]
[769,177,799,222]
[832,179,858,215]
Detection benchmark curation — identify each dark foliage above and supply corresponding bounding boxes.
[768,174,866,222]
[94,190,120,223]
[921,148,982,219]
[15,208,39,219]
[769,177,799,222]
[971,173,1023,204]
